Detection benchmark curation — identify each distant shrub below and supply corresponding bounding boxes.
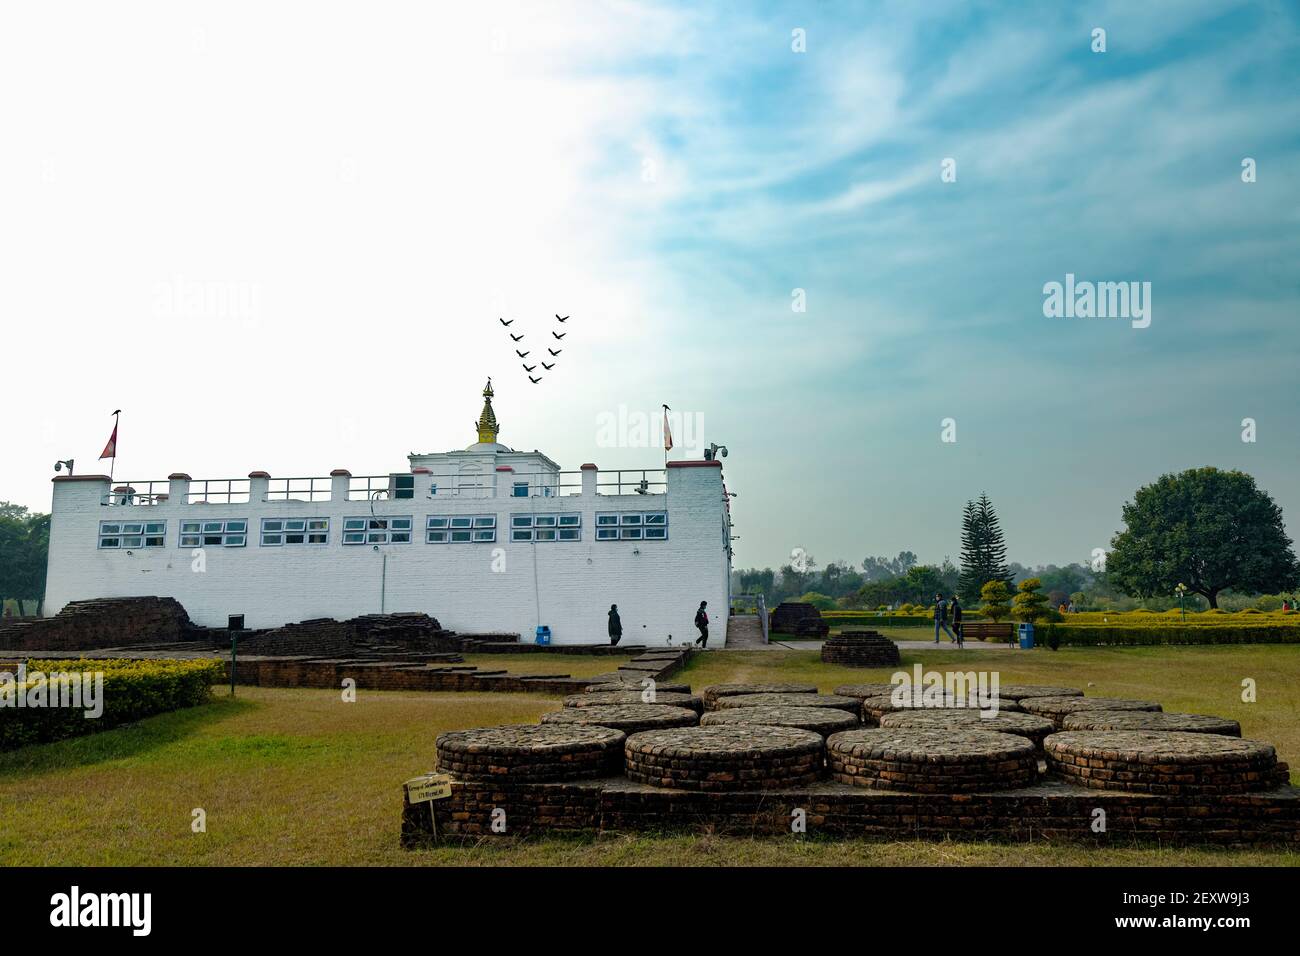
[1,658,222,751]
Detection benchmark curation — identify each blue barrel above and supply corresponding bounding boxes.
[1017,622,1035,649]
[535,625,552,646]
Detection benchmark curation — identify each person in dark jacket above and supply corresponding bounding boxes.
[933,592,956,643]
[950,595,964,647]
[608,604,622,646]
[693,601,709,648]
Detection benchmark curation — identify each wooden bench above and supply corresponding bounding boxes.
[959,622,1014,644]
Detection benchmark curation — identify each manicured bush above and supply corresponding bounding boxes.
[0,658,223,750]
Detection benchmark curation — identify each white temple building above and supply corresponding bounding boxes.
[43,382,734,645]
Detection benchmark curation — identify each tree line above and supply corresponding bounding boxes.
[0,502,50,616]
[736,468,1299,614]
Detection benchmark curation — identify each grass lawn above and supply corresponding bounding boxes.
[1,645,1297,866]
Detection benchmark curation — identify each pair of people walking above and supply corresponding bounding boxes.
[607,600,710,648]
[933,592,963,647]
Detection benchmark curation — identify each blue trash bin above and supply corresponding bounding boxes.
[1017,622,1034,649]
[535,625,552,646]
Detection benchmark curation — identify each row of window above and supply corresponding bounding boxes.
[97,512,669,549]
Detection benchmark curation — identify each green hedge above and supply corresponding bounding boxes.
[0,658,223,750]
[821,611,987,628]
[1051,625,1300,646]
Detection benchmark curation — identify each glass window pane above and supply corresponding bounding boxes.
[596,514,618,525]
[427,516,448,528]
[225,535,246,547]
[450,517,473,528]
[391,518,412,530]
[182,522,201,533]
[450,530,471,542]
[512,530,531,541]
[621,514,642,525]
[534,515,556,527]
[100,537,120,548]
[474,516,495,527]
[644,513,666,525]
[512,515,532,527]
[226,521,247,532]
[391,532,410,543]
[621,528,643,539]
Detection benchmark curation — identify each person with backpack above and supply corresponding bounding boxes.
[694,601,709,648]
[950,594,964,647]
[608,604,622,646]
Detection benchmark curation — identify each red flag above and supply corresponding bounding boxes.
[100,421,118,459]
[662,405,673,452]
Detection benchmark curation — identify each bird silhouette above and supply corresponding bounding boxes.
[552,331,567,340]
[541,362,554,370]
[499,317,513,326]
[510,333,524,341]
[556,314,569,323]
[522,363,536,372]
[548,348,562,356]
[529,375,542,384]
[516,349,530,358]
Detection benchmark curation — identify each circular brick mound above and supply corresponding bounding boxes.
[826,728,1037,792]
[860,693,1023,726]
[878,709,1056,748]
[1045,730,1284,794]
[701,683,817,710]
[565,691,702,714]
[820,630,901,667]
[714,692,862,714]
[1060,711,1242,737]
[1020,695,1161,728]
[995,684,1084,701]
[583,681,692,695]
[700,705,859,737]
[541,704,698,734]
[834,682,901,700]
[436,724,625,782]
[624,725,825,791]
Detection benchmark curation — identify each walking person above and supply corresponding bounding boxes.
[608,603,622,646]
[933,592,955,643]
[950,594,964,647]
[693,601,709,648]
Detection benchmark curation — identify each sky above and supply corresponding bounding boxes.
[1,0,1297,573]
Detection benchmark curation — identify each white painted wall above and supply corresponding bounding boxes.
[43,462,731,646]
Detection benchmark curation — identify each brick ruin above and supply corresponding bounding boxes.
[402,681,1300,848]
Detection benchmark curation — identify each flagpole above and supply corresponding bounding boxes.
[108,410,120,484]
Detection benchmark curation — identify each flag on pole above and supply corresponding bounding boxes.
[100,412,120,460]
[662,405,673,452]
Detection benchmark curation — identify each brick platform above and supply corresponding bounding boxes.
[1061,711,1242,736]
[820,630,901,667]
[540,704,699,734]
[1045,730,1287,795]
[565,691,703,714]
[701,683,816,710]
[583,681,693,695]
[624,725,825,791]
[435,724,626,782]
[827,728,1038,793]
[700,705,860,737]
[1021,696,1162,728]
[834,682,902,700]
[402,775,1300,848]
[860,694,1023,726]
[878,710,1056,749]
[713,692,861,714]
[995,684,1084,701]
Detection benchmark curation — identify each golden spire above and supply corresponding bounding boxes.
[476,378,499,444]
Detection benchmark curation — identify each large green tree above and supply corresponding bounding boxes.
[1107,467,1298,609]
[957,493,1011,603]
[0,502,50,615]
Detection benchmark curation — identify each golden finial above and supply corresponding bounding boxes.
[476,378,499,443]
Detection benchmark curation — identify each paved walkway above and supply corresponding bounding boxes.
[750,639,1020,652]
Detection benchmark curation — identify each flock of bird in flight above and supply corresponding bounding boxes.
[499,313,569,383]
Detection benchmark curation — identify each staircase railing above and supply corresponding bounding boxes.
[757,593,769,644]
